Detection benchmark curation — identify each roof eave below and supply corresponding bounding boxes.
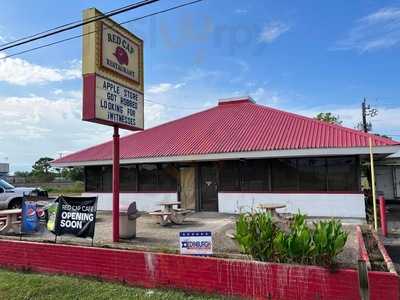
[51,145,400,167]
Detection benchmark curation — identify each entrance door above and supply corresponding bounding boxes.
[200,164,218,211]
[180,167,196,210]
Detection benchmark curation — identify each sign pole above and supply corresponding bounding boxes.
[82,8,144,243]
[112,126,120,242]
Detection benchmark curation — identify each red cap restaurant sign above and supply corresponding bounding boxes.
[82,8,144,131]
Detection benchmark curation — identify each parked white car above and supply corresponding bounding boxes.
[0,179,36,209]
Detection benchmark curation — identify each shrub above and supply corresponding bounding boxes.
[313,219,348,266]
[234,212,348,267]
[235,212,279,261]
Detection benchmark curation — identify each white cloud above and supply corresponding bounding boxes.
[0,53,81,85]
[144,101,166,126]
[146,82,185,94]
[336,7,400,52]
[249,87,283,105]
[259,21,290,43]
[0,89,172,172]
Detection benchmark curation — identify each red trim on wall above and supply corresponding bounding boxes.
[0,240,398,300]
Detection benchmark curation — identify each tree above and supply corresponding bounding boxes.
[32,157,54,174]
[315,112,342,125]
[61,167,84,182]
[374,133,392,140]
[31,157,56,181]
[14,171,30,177]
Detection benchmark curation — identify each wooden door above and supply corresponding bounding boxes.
[200,164,218,211]
[180,167,196,210]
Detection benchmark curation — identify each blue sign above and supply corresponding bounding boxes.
[179,231,213,256]
[21,200,39,233]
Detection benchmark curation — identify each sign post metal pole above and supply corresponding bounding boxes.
[82,8,144,243]
[112,126,120,242]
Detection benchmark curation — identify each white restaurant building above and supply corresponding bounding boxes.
[52,97,400,221]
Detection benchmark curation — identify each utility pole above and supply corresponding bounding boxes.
[362,98,368,133]
[360,98,378,133]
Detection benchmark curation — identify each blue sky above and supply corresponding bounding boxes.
[1,0,400,172]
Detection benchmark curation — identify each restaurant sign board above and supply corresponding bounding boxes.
[101,23,141,83]
[82,8,144,131]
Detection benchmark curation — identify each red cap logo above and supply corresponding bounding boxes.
[113,46,129,65]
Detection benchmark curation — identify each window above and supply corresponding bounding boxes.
[138,163,178,191]
[219,161,240,191]
[120,165,137,192]
[241,160,269,191]
[138,164,158,191]
[85,166,112,192]
[327,157,358,191]
[85,166,102,192]
[298,158,326,191]
[158,164,178,191]
[271,159,298,191]
[101,166,112,192]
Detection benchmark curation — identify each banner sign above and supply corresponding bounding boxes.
[21,199,39,233]
[54,196,97,238]
[82,8,144,131]
[179,231,213,256]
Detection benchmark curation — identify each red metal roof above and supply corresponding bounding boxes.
[53,97,399,164]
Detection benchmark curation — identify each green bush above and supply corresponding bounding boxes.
[234,212,348,267]
[313,219,348,266]
[235,212,279,261]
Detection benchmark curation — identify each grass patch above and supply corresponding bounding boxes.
[44,181,84,195]
[0,269,226,300]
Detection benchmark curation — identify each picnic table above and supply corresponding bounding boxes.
[0,209,21,234]
[257,203,286,217]
[160,201,181,212]
[149,201,193,226]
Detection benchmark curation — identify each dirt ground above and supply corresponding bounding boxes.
[0,211,359,268]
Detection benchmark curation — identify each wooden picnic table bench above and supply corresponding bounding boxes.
[150,202,193,226]
[257,203,286,217]
[0,209,21,234]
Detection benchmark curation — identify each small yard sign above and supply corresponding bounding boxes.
[179,231,213,256]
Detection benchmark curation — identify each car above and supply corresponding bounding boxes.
[0,179,39,209]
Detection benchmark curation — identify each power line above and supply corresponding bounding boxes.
[0,0,206,61]
[0,0,160,52]
[0,1,153,49]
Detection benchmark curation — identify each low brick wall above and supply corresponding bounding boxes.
[0,239,397,300]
